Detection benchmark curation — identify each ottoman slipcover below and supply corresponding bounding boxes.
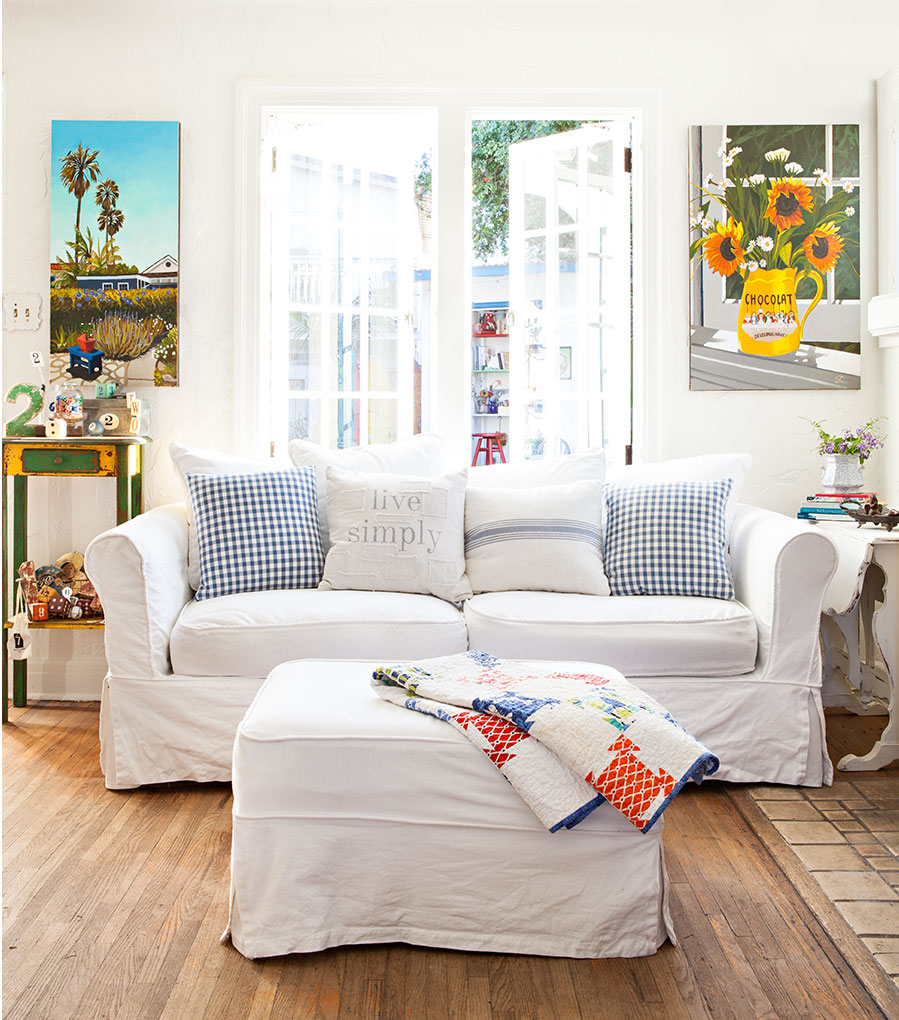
[225,660,676,959]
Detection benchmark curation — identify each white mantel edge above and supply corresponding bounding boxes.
[868,292,899,348]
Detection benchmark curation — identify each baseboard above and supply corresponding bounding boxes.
[15,657,106,701]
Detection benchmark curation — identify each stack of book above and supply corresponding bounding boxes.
[797,492,877,522]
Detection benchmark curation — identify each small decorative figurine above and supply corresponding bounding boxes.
[5,383,44,436]
[46,419,67,438]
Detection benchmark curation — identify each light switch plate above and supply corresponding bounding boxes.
[3,293,43,331]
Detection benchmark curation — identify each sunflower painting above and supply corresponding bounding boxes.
[689,124,860,391]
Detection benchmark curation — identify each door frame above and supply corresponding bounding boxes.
[235,83,660,466]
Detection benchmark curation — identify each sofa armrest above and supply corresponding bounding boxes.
[85,503,192,679]
[730,503,837,684]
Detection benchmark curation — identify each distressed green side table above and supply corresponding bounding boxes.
[2,435,150,721]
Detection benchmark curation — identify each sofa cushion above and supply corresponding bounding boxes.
[186,467,323,601]
[605,452,750,539]
[170,442,292,590]
[464,480,608,596]
[171,589,468,678]
[463,591,757,678]
[288,433,446,552]
[468,447,605,489]
[320,466,471,602]
[602,478,734,599]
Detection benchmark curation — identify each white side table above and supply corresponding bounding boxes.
[817,520,899,771]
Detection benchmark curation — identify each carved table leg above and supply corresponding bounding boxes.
[838,547,899,771]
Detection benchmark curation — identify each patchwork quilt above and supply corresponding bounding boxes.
[372,650,718,833]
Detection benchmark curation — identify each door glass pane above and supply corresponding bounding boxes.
[288,312,321,390]
[288,397,319,443]
[369,398,397,444]
[330,398,360,448]
[370,315,399,389]
[330,313,357,392]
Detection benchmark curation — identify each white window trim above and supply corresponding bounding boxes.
[235,82,661,465]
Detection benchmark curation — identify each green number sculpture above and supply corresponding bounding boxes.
[5,383,44,436]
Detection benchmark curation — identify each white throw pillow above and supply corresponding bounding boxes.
[468,447,605,490]
[465,480,609,596]
[170,442,292,590]
[605,453,751,537]
[320,466,471,603]
[289,433,446,552]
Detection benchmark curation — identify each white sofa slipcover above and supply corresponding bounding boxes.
[85,500,837,790]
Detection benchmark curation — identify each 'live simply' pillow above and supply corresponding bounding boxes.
[602,479,735,599]
[464,480,608,595]
[186,467,323,601]
[320,466,471,602]
[288,433,446,553]
[170,442,292,590]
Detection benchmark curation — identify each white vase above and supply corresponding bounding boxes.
[820,453,865,493]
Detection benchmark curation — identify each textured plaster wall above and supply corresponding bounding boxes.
[3,0,899,697]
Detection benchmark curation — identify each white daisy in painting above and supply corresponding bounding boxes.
[749,173,766,185]
[744,261,759,272]
[814,168,831,185]
[724,146,742,166]
[846,206,856,216]
[755,236,774,252]
[785,161,804,174]
[765,148,790,162]
[842,182,854,193]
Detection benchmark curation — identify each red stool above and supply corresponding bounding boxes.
[471,432,507,466]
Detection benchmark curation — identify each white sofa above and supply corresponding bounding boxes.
[85,493,837,791]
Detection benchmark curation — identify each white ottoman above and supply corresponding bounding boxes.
[225,659,675,959]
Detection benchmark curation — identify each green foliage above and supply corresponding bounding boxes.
[414,121,586,263]
[470,120,582,262]
[93,313,162,361]
[153,326,178,386]
[49,287,177,352]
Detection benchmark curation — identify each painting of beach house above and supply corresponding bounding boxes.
[49,120,180,387]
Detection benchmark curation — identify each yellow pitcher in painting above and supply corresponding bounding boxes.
[737,267,823,357]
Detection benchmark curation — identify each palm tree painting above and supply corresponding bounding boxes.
[58,144,101,233]
[50,121,180,387]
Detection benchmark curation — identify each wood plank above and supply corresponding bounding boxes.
[2,702,893,1020]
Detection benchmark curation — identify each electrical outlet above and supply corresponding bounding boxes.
[3,293,43,331]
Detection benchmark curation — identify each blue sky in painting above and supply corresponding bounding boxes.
[50,120,179,273]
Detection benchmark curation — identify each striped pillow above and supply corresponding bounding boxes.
[464,481,608,595]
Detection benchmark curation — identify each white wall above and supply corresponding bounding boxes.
[4,0,898,697]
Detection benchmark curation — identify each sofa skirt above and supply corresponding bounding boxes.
[225,814,673,959]
[99,669,830,790]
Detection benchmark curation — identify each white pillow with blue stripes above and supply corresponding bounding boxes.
[465,480,608,595]
[186,467,323,601]
[602,478,735,599]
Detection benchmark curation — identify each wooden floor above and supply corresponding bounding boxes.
[2,702,891,1020]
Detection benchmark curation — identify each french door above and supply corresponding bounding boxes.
[265,112,434,452]
[508,122,632,461]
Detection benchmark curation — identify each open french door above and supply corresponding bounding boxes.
[508,122,632,462]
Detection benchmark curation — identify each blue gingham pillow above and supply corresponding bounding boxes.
[602,479,734,599]
[186,468,323,601]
